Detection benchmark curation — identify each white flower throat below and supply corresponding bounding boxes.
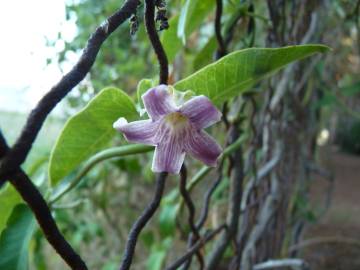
[164,112,189,130]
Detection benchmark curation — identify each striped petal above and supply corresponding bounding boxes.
[142,85,177,121]
[180,95,222,129]
[151,126,185,174]
[113,118,158,145]
[184,129,222,167]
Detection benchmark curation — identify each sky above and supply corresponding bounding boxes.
[0,0,77,113]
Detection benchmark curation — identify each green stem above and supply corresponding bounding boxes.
[50,144,154,204]
[50,134,247,205]
[245,11,270,23]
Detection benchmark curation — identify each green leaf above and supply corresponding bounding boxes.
[341,81,360,96]
[158,202,179,237]
[315,92,337,108]
[0,184,22,234]
[161,15,182,63]
[175,45,330,106]
[177,0,216,43]
[140,230,155,249]
[147,249,166,270]
[193,36,217,71]
[137,79,154,109]
[0,204,36,270]
[162,0,215,62]
[146,238,172,270]
[49,87,138,186]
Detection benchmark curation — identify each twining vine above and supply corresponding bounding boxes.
[0,0,331,270]
[0,0,142,269]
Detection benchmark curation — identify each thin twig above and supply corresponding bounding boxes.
[253,259,309,270]
[215,0,226,58]
[165,225,227,270]
[118,172,167,270]
[206,126,244,270]
[0,131,87,270]
[240,173,279,270]
[179,165,204,270]
[13,171,88,269]
[118,3,169,268]
[288,236,360,254]
[177,134,248,215]
[196,163,224,229]
[144,0,168,84]
[354,0,360,54]
[181,164,225,269]
[0,0,141,183]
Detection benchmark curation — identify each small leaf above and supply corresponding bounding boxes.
[175,45,330,106]
[161,15,182,63]
[158,203,179,237]
[193,37,217,71]
[140,230,155,249]
[0,204,36,270]
[137,79,155,109]
[177,0,215,43]
[146,238,172,270]
[341,81,360,96]
[49,87,138,186]
[0,184,22,234]
[146,249,166,270]
[314,92,337,108]
[162,0,215,62]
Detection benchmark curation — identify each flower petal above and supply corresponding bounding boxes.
[184,129,222,167]
[152,133,185,174]
[180,95,221,129]
[142,85,177,120]
[113,118,158,145]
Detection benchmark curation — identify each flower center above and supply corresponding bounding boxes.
[164,112,189,129]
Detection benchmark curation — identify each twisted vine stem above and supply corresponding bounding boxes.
[215,0,226,58]
[206,126,244,270]
[165,225,227,270]
[0,0,261,269]
[0,131,88,269]
[119,172,168,270]
[0,0,141,269]
[118,1,170,269]
[179,165,204,270]
[0,0,141,183]
[144,0,168,84]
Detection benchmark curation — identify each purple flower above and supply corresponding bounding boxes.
[113,85,222,174]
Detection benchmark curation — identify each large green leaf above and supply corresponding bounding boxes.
[0,204,36,270]
[177,0,216,43]
[175,45,330,105]
[0,184,22,233]
[49,87,138,186]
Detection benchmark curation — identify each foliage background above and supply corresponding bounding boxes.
[0,0,359,270]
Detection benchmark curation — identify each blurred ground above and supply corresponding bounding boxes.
[302,147,360,270]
